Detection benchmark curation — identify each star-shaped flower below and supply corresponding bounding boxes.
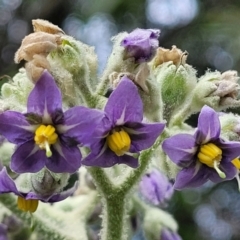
[0,70,103,173]
[0,167,77,213]
[82,76,165,168]
[162,105,240,190]
[121,28,160,63]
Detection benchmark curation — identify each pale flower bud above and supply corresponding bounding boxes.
[143,208,178,240]
[192,70,240,112]
[154,60,197,122]
[30,168,70,196]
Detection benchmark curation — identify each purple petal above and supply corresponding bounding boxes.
[11,141,45,173]
[121,28,160,62]
[139,169,173,205]
[208,161,237,183]
[0,167,19,195]
[47,181,78,202]
[161,228,182,240]
[46,141,81,173]
[174,163,209,190]
[59,106,109,146]
[27,70,62,118]
[162,134,197,167]
[0,111,33,144]
[0,224,8,240]
[217,140,240,162]
[127,122,165,152]
[118,153,139,168]
[82,142,138,168]
[104,77,143,125]
[195,105,220,144]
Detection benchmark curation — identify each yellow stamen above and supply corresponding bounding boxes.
[232,158,240,170]
[106,129,131,156]
[34,125,58,157]
[17,196,39,213]
[231,158,240,191]
[198,143,226,178]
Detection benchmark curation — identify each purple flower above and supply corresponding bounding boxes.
[161,228,182,240]
[162,105,240,190]
[121,28,160,63]
[139,169,174,206]
[0,70,104,173]
[0,224,7,240]
[0,167,77,213]
[82,76,165,168]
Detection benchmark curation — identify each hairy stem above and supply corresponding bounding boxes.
[88,167,114,195]
[101,191,127,240]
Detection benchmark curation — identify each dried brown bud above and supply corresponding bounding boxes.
[14,32,61,63]
[25,54,51,82]
[153,45,188,67]
[32,19,65,35]
[14,19,64,82]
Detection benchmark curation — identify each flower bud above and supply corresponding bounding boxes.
[1,68,34,112]
[32,19,65,35]
[48,36,98,107]
[14,19,63,82]
[30,168,70,196]
[154,60,197,122]
[192,70,240,112]
[152,45,188,68]
[121,28,160,63]
[139,169,174,206]
[0,224,7,240]
[2,215,22,234]
[98,29,160,98]
[143,208,178,240]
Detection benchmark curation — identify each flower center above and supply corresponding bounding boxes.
[106,129,131,156]
[34,125,58,157]
[197,143,226,178]
[17,196,39,213]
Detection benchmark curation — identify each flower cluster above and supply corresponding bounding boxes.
[0,64,164,213]
[1,19,240,240]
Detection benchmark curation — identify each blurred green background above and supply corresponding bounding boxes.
[0,0,240,239]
